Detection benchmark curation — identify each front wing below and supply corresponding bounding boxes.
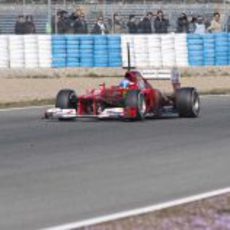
[44,107,126,120]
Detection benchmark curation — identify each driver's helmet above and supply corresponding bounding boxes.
[119,79,130,88]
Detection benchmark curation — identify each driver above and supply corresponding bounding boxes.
[119,72,137,89]
[119,78,130,88]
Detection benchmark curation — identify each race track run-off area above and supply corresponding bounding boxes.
[0,96,229,230]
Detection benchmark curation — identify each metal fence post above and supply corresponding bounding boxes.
[47,0,52,34]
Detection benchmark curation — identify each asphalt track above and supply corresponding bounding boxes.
[0,96,230,230]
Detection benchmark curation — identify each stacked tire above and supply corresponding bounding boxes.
[161,34,176,67]
[37,35,52,68]
[228,34,230,65]
[66,35,80,68]
[93,35,108,67]
[203,34,215,66]
[9,35,24,68]
[52,35,66,68]
[133,35,149,68]
[148,35,162,67]
[0,36,9,68]
[107,36,122,67]
[121,35,135,68]
[215,33,228,66]
[187,34,203,66]
[24,35,39,68]
[79,35,94,67]
[174,34,188,67]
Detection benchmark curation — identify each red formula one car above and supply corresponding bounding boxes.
[45,70,200,121]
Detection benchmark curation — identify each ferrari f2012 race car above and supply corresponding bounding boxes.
[45,70,200,121]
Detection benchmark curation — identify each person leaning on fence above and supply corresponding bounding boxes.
[56,10,70,34]
[15,15,26,34]
[154,10,169,34]
[127,15,138,34]
[91,17,109,34]
[188,16,197,33]
[69,8,83,21]
[177,13,189,33]
[73,14,88,34]
[139,12,153,34]
[194,16,206,34]
[207,12,221,33]
[113,13,126,34]
[24,15,36,34]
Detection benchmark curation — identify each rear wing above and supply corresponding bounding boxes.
[141,69,172,80]
[141,68,181,91]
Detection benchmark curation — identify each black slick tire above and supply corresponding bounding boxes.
[176,87,200,118]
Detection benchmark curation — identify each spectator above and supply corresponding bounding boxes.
[15,15,25,34]
[91,17,109,34]
[154,10,169,34]
[106,18,113,33]
[56,10,70,34]
[73,14,88,34]
[226,15,230,32]
[127,14,138,34]
[24,15,36,34]
[207,12,221,33]
[69,8,83,21]
[188,16,197,33]
[62,10,73,33]
[194,16,206,34]
[113,13,125,34]
[177,13,189,33]
[137,17,144,33]
[139,12,153,33]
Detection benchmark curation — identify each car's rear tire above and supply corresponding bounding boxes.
[125,90,146,120]
[55,89,78,109]
[176,87,200,118]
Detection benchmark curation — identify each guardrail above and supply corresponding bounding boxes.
[0,33,229,69]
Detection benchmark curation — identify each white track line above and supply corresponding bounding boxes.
[41,187,230,230]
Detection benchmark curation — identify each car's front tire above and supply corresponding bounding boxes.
[125,90,146,120]
[55,89,78,109]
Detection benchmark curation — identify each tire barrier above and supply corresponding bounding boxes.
[24,35,39,68]
[203,34,215,66]
[52,35,66,68]
[9,35,25,68]
[0,35,9,68]
[66,35,80,68]
[174,34,188,67]
[52,35,122,68]
[37,35,52,68]
[134,35,149,68]
[215,33,228,66]
[122,34,182,68]
[148,35,162,67]
[187,34,204,67]
[161,34,176,67]
[107,35,122,67]
[121,35,135,67]
[94,35,108,67]
[187,33,230,67]
[2,33,230,69]
[79,35,94,67]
